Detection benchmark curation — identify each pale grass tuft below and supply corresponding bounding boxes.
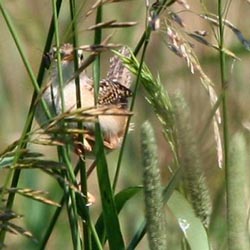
[162,11,223,169]
[114,48,179,165]
[208,85,223,168]
[200,13,250,51]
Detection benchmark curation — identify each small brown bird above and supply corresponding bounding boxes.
[36,43,132,154]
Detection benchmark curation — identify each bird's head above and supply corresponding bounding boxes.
[44,43,84,69]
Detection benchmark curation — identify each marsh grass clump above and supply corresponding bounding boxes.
[1,1,250,249]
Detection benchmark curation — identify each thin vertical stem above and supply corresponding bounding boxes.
[93,7,102,98]
[52,0,65,112]
[52,1,81,249]
[69,0,81,108]
[69,0,90,249]
[39,162,82,250]
[217,0,230,248]
[0,0,63,244]
[218,0,228,163]
[113,26,152,191]
[112,0,173,190]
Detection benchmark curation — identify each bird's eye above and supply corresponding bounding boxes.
[43,46,60,69]
[79,52,84,61]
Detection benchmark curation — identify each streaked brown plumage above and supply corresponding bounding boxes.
[36,43,132,153]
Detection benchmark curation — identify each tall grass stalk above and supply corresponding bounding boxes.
[114,49,178,166]
[0,1,62,243]
[113,0,176,190]
[113,26,151,190]
[52,0,65,113]
[117,47,181,249]
[0,3,39,202]
[172,93,211,228]
[227,133,250,250]
[68,0,90,247]
[2,1,250,250]
[218,2,228,166]
[52,1,82,249]
[141,121,167,250]
[93,5,125,250]
[217,1,230,248]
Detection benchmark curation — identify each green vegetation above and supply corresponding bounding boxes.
[0,1,250,249]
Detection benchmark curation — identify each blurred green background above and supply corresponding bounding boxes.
[1,0,250,249]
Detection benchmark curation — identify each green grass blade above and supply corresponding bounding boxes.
[0,2,62,243]
[127,221,147,250]
[94,124,125,250]
[51,2,81,249]
[93,186,142,248]
[168,191,210,250]
[68,1,90,248]
[92,5,125,250]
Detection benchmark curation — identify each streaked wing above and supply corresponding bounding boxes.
[98,79,132,107]
[106,47,132,89]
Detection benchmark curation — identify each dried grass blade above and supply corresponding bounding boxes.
[4,188,60,207]
[87,21,137,30]
[4,222,35,240]
[87,20,117,30]
[200,13,250,50]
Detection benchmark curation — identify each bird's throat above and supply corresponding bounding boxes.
[51,61,76,88]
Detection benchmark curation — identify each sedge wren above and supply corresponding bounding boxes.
[35,43,132,154]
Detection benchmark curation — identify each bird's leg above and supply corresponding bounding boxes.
[104,134,120,150]
[73,135,93,156]
[84,133,121,150]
